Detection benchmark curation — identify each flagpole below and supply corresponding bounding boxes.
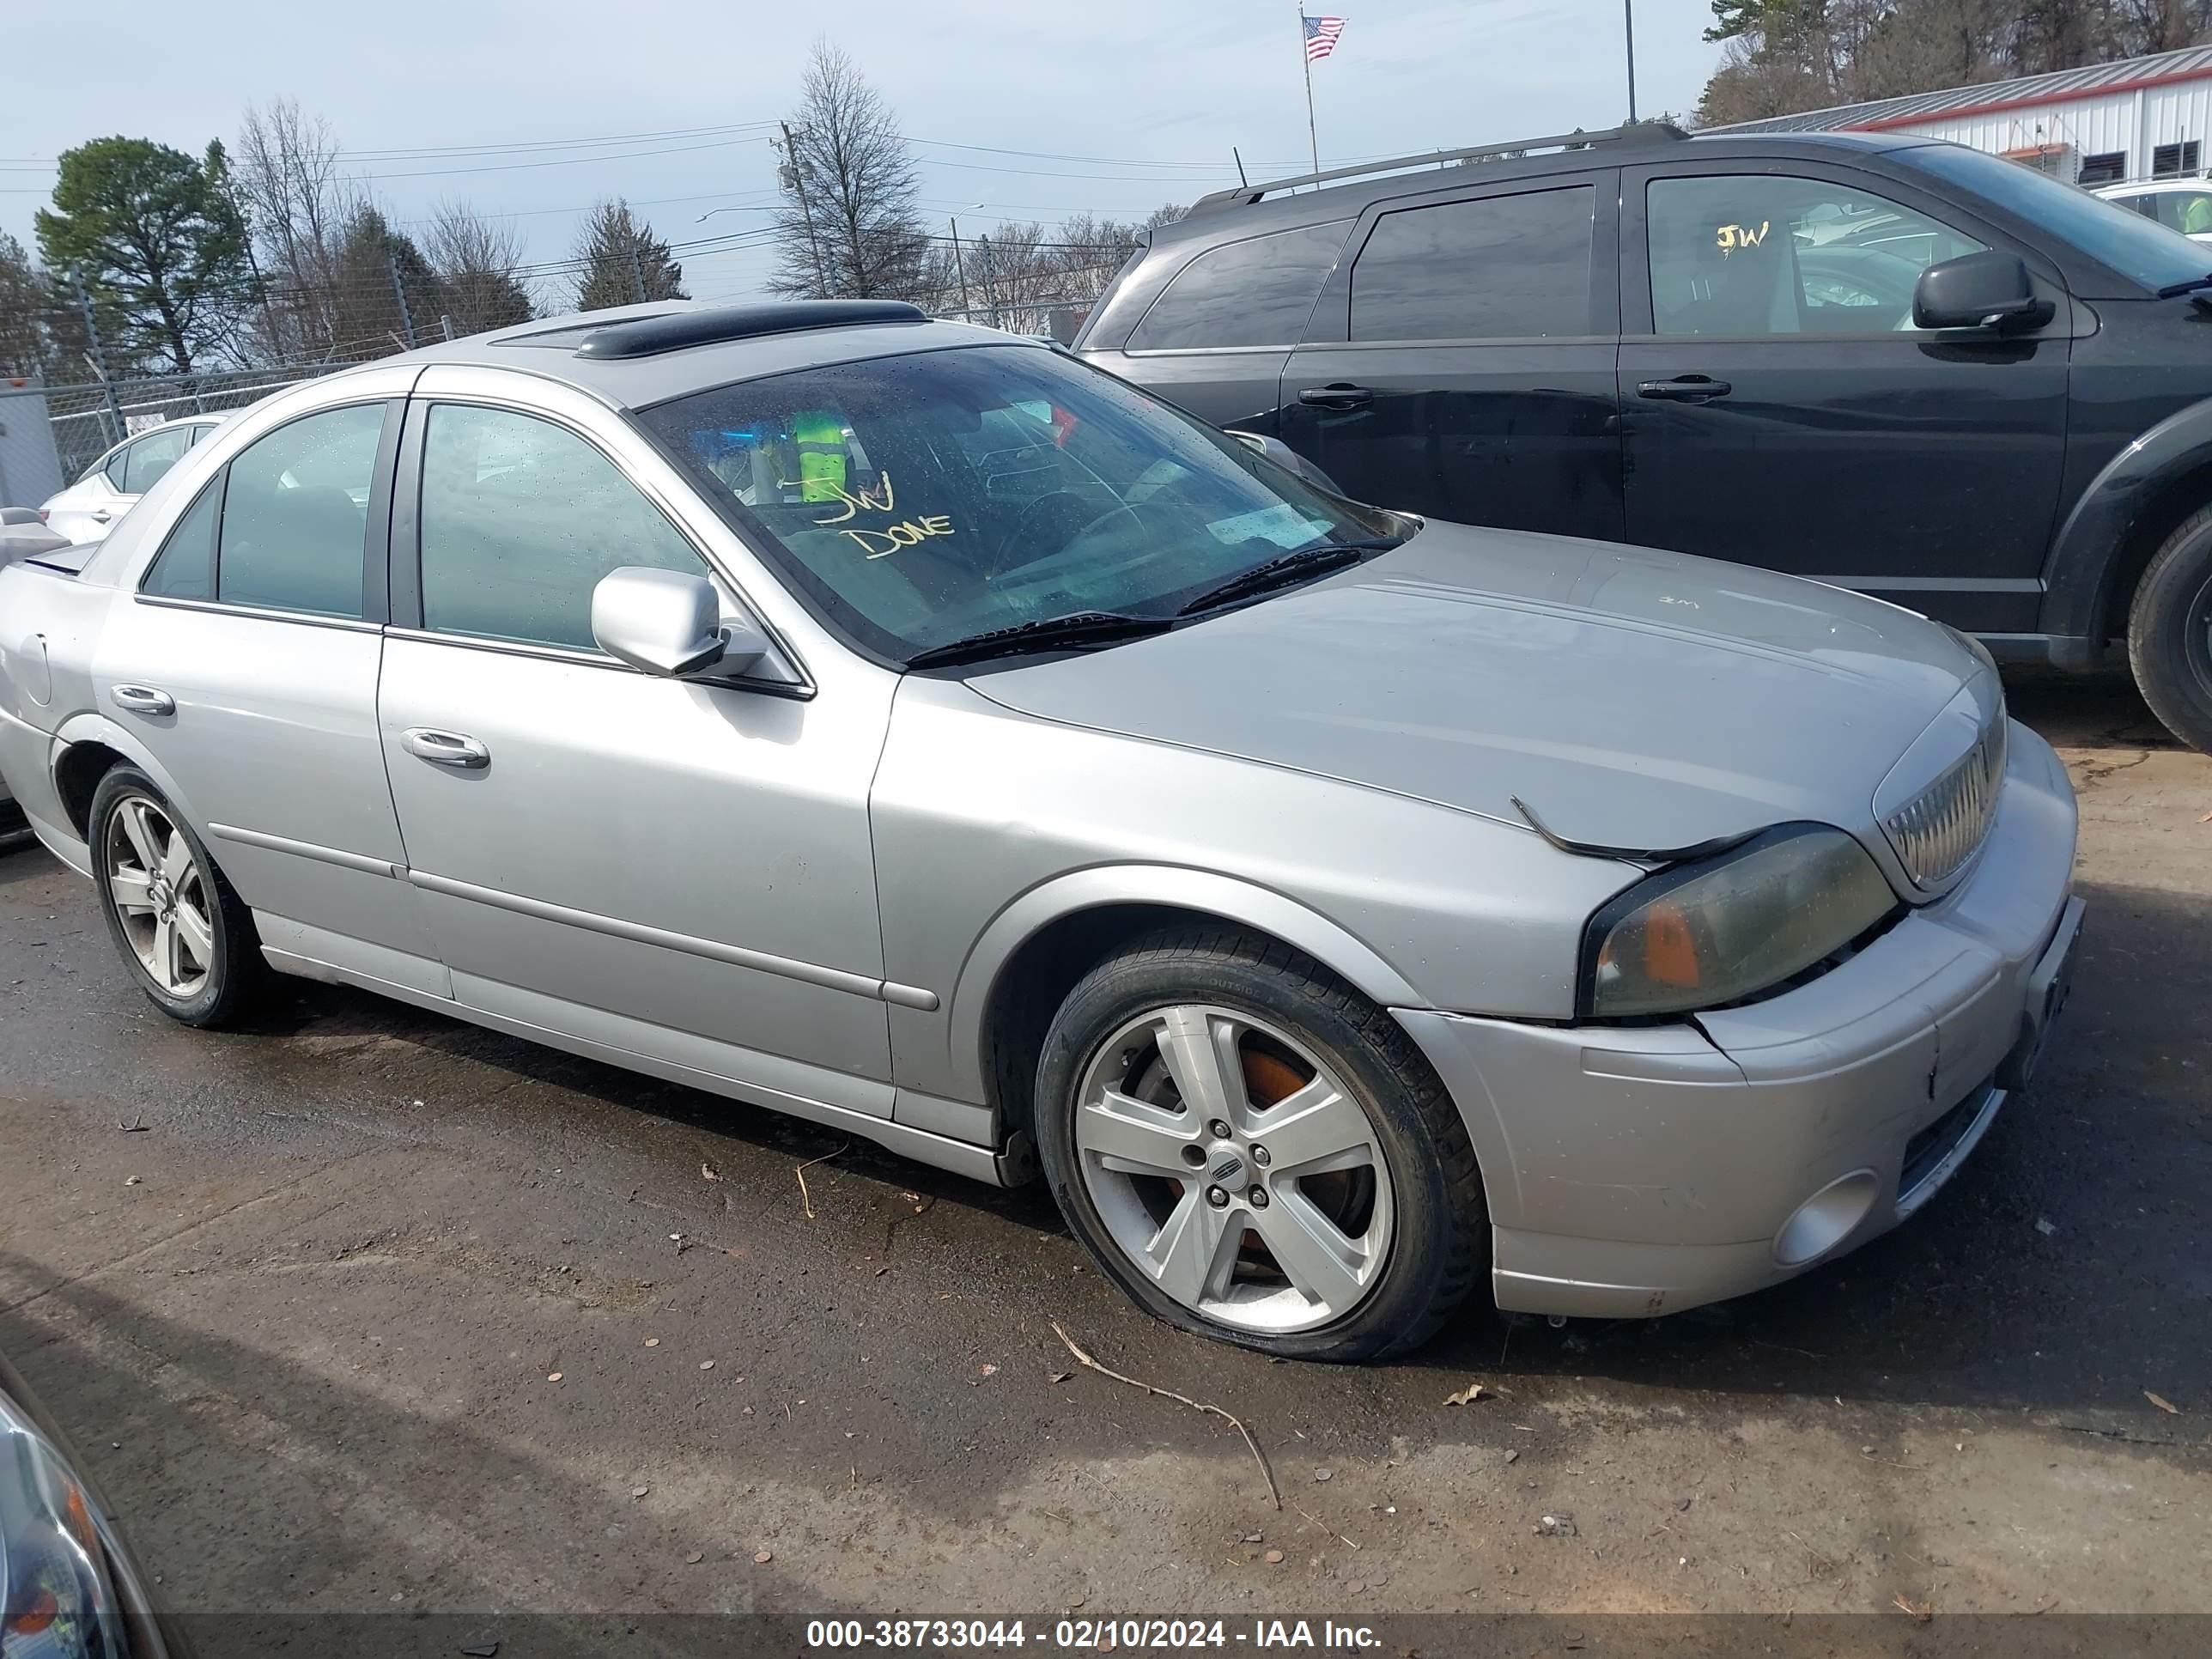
[1298,6,1320,185]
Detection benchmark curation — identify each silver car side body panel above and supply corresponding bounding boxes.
[871,675,1643,1109]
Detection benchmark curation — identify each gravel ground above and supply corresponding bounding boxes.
[0,671,2204,1652]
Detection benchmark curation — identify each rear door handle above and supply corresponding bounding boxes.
[110,684,174,716]
[89,509,113,523]
[1298,384,1374,410]
[1637,376,1732,403]
[400,727,490,769]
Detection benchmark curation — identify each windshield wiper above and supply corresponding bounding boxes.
[1175,538,1402,617]
[903,611,1173,670]
[2156,271,2212,298]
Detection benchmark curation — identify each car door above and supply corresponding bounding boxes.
[1617,159,2073,633]
[374,366,896,1112]
[96,370,445,992]
[1277,170,1626,540]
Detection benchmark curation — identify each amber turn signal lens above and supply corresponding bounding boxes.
[1640,901,1701,988]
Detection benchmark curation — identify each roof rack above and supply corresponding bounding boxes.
[571,300,927,361]
[1190,121,1690,211]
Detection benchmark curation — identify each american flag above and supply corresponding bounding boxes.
[1304,14,1346,61]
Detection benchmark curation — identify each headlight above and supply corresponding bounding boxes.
[1,1389,131,1658]
[1581,825,1899,1018]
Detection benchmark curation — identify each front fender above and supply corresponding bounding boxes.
[945,864,1428,1107]
[2043,393,2212,659]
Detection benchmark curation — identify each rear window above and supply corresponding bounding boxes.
[1351,185,1596,341]
[1127,222,1349,350]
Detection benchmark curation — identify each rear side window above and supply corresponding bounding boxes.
[142,482,220,600]
[1127,222,1348,350]
[1350,186,1597,341]
[216,403,385,617]
[119,425,195,494]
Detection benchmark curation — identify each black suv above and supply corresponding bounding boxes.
[1077,122,2212,753]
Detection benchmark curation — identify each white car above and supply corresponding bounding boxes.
[40,415,225,543]
[2094,175,2212,242]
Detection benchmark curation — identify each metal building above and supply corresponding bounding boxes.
[1715,45,2212,187]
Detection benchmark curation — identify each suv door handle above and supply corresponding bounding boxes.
[1638,376,1732,403]
[400,727,490,769]
[110,684,174,716]
[1298,384,1375,410]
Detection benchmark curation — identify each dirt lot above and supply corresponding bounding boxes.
[1,671,2205,1653]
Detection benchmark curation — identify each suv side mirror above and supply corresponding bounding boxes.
[1913,251,2054,332]
[592,566,769,678]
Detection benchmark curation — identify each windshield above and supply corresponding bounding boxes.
[638,343,1393,663]
[1895,143,2210,293]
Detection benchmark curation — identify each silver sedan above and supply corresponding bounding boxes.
[0,302,2081,1360]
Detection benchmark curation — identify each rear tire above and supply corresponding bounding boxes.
[2128,507,2212,757]
[89,766,266,1027]
[1034,926,1488,1362]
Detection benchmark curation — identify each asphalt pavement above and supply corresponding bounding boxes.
[0,671,2204,1651]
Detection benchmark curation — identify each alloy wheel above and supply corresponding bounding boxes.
[105,796,215,999]
[1072,1004,1395,1334]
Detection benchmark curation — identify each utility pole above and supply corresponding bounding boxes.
[386,247,417,349]
[629,242,648,305]
[780,122,831,298]
[948,218,973,320]
[1625,0,1639,123]
[76,279,126,446]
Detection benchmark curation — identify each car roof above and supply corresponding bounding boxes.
[339,302,1026,412]
[1152,129,1939,250]
[2095,176,2212,190]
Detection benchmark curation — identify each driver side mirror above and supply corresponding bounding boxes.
[591,566,770,679]
[1913,250,2054,332]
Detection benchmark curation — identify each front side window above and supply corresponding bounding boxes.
[417,404,709,651]
[640,343,1394,662]
[216,402,384,617]
[1127,222,1349,350]
[118,424,195,494]
[1899,141,2211,293]
[1647,174,1986,336]
[1350,186,1596,341]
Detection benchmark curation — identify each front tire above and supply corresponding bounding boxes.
[1034,927,1487,1362]
[89,767,265,1027]
[2129,507,2212,756]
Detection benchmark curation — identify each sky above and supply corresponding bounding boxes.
[1,0,1726,312]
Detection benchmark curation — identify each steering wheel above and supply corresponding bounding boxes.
[988,494,1145,582]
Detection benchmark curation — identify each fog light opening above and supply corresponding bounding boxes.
[1773,1170,1881,1268]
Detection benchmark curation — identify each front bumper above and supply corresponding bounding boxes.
[1395,719,2081,1321]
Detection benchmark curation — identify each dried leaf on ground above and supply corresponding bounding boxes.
[1893,1595,1933,1622]
[2145,1390,2181,1414]
[1443,1381,1492,1407]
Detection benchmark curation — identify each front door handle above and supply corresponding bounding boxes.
[110,684,174,716]
[1638,375,1732,403]
[400,727,490,769]
[89,509,113,523]
[1298,383,1375,410]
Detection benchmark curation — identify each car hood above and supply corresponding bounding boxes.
[968,522,1992,857]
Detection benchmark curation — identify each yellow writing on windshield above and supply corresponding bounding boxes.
[810,471,898,525]
[1716,221,1770,256]
[845,515,955,559]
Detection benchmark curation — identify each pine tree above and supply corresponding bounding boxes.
[571,201,686,311]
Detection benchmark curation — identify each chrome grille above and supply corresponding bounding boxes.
[1881,713,2007,887]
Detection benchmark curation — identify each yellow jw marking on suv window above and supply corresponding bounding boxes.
[1715,221,1770,255]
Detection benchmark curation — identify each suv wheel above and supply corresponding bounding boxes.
[1034,927,1487,1361]
[2129,507,2212,756]
[89,766,266,1026]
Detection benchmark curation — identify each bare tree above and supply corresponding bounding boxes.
[422,201,535,335]
[569,199,686,311]
[769,40,930,301]
[234,99,359,360]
